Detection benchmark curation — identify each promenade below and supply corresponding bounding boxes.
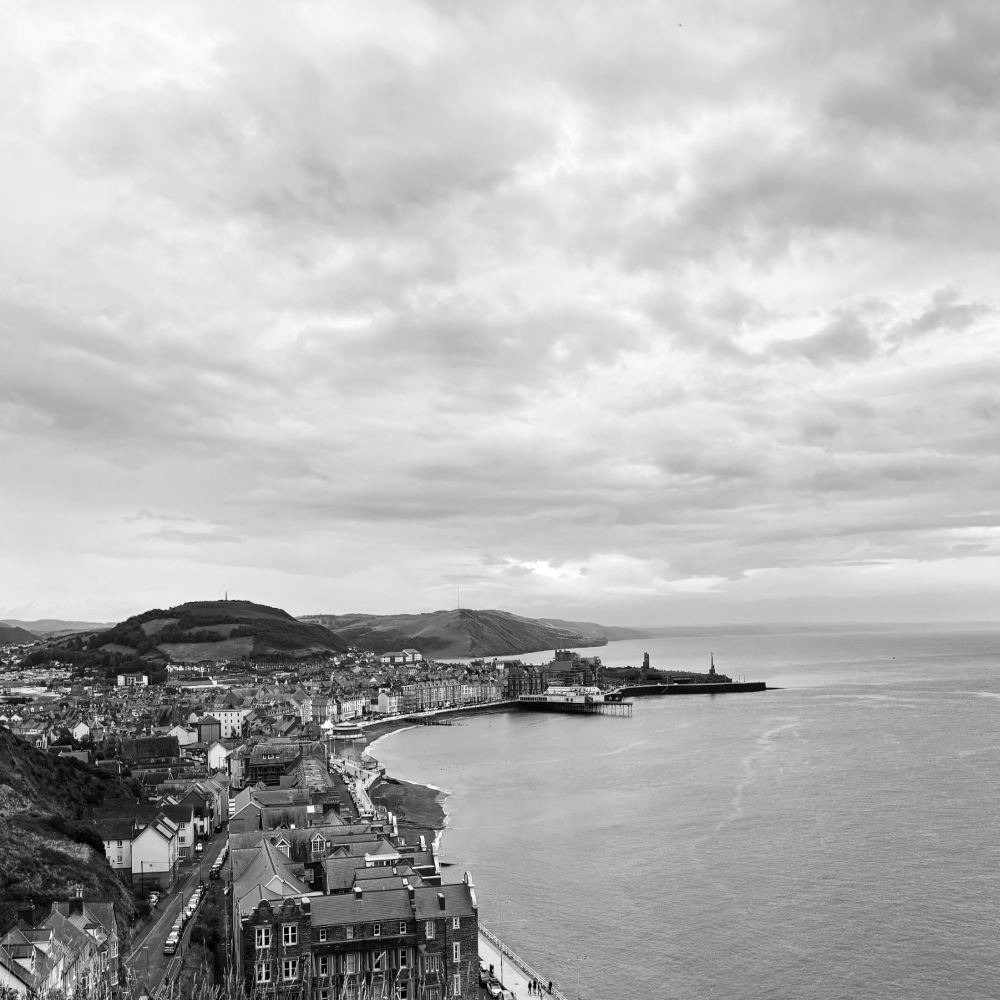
[478,926,572,1000]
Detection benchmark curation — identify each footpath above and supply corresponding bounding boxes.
[478,926,571,1000]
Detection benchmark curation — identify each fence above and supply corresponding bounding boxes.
[480,924,570,1000]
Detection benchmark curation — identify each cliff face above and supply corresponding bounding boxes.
[0,729,138,936]
[301,608,610,658]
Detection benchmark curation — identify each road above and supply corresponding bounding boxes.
[126,829,229,995]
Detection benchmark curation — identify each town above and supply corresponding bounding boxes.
[0,630,603,1000]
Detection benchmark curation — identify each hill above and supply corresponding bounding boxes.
[0,623,39,644]
[2,618,116,637]
[299,608,611,658]
[540,618,653,641]
[0,728,138,936]
[97,599,350,663]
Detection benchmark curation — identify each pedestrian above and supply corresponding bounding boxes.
[548,982,553,994]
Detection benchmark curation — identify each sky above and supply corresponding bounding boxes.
[3,0,1000,626]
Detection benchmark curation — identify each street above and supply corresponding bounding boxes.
[126,829,229,995]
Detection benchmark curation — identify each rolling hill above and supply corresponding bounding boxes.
[299,608,618,658]
[2,619,116,637]
[0,623,39,644]
[96,599,350,663]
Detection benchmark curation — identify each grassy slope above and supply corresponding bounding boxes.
[98,599,349,663]
[0,729,138,936]
[315,608,607,657]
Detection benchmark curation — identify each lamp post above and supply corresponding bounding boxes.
[497,899,513,988]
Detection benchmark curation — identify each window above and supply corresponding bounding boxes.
[345,954,359,975]
[426,990,439,1000]
[373,951,386,973]
[318,956,329,976]
[399,949,408,968]
[398,985,409,1000]
[319,991,329,1000]
[373,922,381,937]
[256,927,272,949]
[283,959,298,981]
[452,974,461,996]
[312,837,325,858]
[255,964,271,984]
[277,841,290,858]
[452,917,460,930]
[425,921,435,940]
[424,955,440,974]
[399,921,407,934]
[283,924,298,946]
[318,929,327,943]
[117,855,123,864]
[117,840,123,847]
[346,926,355,940]
[452,943,460,964]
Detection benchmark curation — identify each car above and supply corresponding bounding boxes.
[195,843,203,854]
[486,980,504,999]
[480,964,490,986]
[163,938,177,956]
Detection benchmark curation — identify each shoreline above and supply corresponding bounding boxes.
[357,703,517,853]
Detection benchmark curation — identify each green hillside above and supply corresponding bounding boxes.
[301,607,610,657]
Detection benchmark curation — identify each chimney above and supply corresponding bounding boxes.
[419,835,426,851]
[408,886,415,904]
[354,887,362,901]
[437,892,446,911]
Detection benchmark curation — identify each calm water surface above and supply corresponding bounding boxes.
[374,629,1000,999]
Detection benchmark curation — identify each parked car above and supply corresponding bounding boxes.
[480,963,490,986]
[163,936,177,956]
[195,843,203,854]
[486,980,504,999]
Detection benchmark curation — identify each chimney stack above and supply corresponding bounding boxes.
[437,892,446,911]
[354,886,362,901]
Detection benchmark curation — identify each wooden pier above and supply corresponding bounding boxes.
[516,698,633,716]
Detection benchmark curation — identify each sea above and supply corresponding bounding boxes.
[370,627,1000,999]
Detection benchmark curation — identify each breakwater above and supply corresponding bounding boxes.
[620,680,766,696]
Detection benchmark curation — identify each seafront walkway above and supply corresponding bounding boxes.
[479,926,571,1000]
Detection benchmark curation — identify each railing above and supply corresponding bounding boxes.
[479,924,570,1000]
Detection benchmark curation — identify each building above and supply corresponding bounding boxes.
[116,672,149,687]
[197,715,223,745]
[211,708,249,739]
[131,812,179,889]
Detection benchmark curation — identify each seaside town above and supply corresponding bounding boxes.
[0,625,610,1000]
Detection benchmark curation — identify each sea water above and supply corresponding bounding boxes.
[374,627,1000,999]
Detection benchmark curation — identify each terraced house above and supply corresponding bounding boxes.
[238,878,479,1000]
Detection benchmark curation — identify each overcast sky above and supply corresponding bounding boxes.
[3,0,1000,626]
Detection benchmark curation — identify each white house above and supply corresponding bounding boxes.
[100,818,134,876]
[168,724,198,746]
[207,741,230,773]
[70,722,90,742]
[210,708,249,739]
[376,690,401,715]
[130,814,179,889]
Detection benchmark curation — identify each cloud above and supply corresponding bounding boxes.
[2,0,1000,622]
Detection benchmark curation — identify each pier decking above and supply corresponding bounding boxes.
[517,697,632,715]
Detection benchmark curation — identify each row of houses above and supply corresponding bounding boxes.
[96,775,230,888]
[0,895,121,999]
[228,798,480,999]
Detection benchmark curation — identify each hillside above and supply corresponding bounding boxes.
[0,728,138,935]
[540,618,653,641]
[300,608,610,658]
[0,623,38,644]
[98,599,350,663]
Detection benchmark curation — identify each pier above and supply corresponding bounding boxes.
[517,697,632,716]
